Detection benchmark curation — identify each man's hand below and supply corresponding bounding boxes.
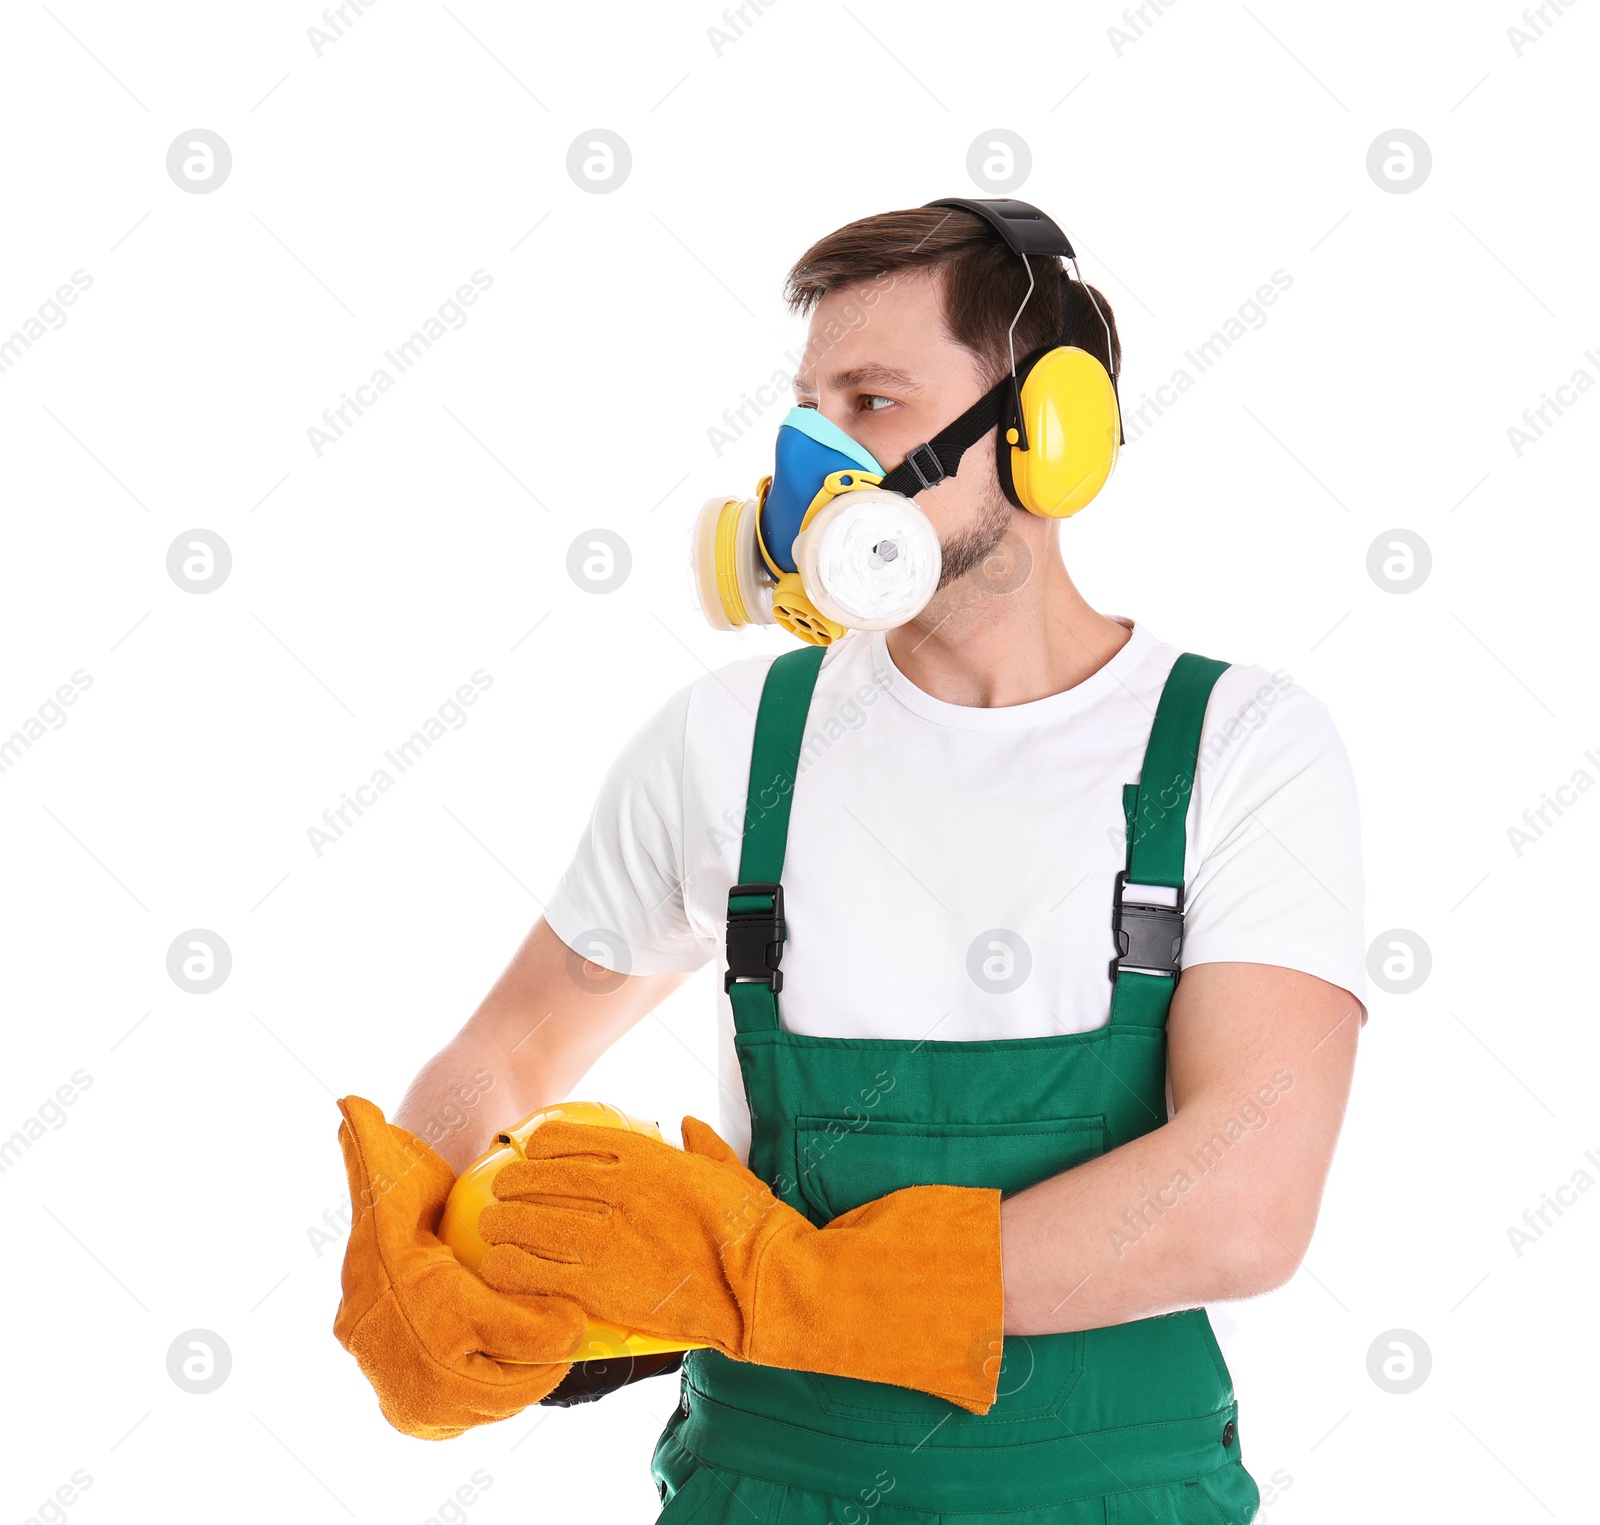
[333,1096,588,1439]
[475,1116,1006,1414]
[479,1117,785,1358]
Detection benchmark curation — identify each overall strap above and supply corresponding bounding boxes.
[1107,653,1230,1029]
[725,645,825,1036]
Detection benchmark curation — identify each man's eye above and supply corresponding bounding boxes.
[860,395,894,412]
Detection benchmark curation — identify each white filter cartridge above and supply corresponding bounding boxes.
[794,490,942,631]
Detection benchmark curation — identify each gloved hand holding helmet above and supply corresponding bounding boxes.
[331,1097,589,1440]
[438,1101,706,1404]
[472,1111,1007,1415]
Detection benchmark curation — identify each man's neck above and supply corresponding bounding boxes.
[884,524,1130,708]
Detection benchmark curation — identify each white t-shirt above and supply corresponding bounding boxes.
[545,618,1367,1161]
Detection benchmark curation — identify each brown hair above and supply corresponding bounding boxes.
[783,205,1121,388]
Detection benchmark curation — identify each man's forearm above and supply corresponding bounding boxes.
[387,919,692,1173]
[1000,1095,1302,1335]
[1002,966,1359,1336]
[391,1025,538,1173]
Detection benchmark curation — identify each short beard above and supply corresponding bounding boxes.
[936,476,1016,589]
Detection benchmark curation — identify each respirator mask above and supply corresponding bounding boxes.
[690,197,1124,648]
[692,406,942,646]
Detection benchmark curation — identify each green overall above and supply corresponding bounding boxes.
[652,645,1261,1525]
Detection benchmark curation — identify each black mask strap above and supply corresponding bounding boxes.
[877,343,1055,500]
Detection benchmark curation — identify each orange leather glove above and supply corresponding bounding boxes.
[333,1096,588,1439]
[476,1116,1004,1415]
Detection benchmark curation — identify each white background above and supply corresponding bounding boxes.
[1,1,1595,1521]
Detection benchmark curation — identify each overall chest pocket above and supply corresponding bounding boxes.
[793,1114,1108,1220]
[790,1113,1108,1427]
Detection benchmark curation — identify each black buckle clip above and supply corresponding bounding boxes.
[1004,374,1030,453]
[903,442,946,491]
[1110,871,1184,980]
[725,882,785,993]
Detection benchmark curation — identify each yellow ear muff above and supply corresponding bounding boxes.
[1004,346,1121,519]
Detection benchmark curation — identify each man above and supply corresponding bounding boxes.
[333,200,1365,1522]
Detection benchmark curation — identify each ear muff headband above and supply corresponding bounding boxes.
[929,197,1123,445]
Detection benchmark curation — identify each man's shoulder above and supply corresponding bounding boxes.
[684,633,877,720]
[1198,656,1349,792]
[1128,623,1345,775]
[680,645,781,726]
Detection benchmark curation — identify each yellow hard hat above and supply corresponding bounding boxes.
[439,1100,704,1367]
